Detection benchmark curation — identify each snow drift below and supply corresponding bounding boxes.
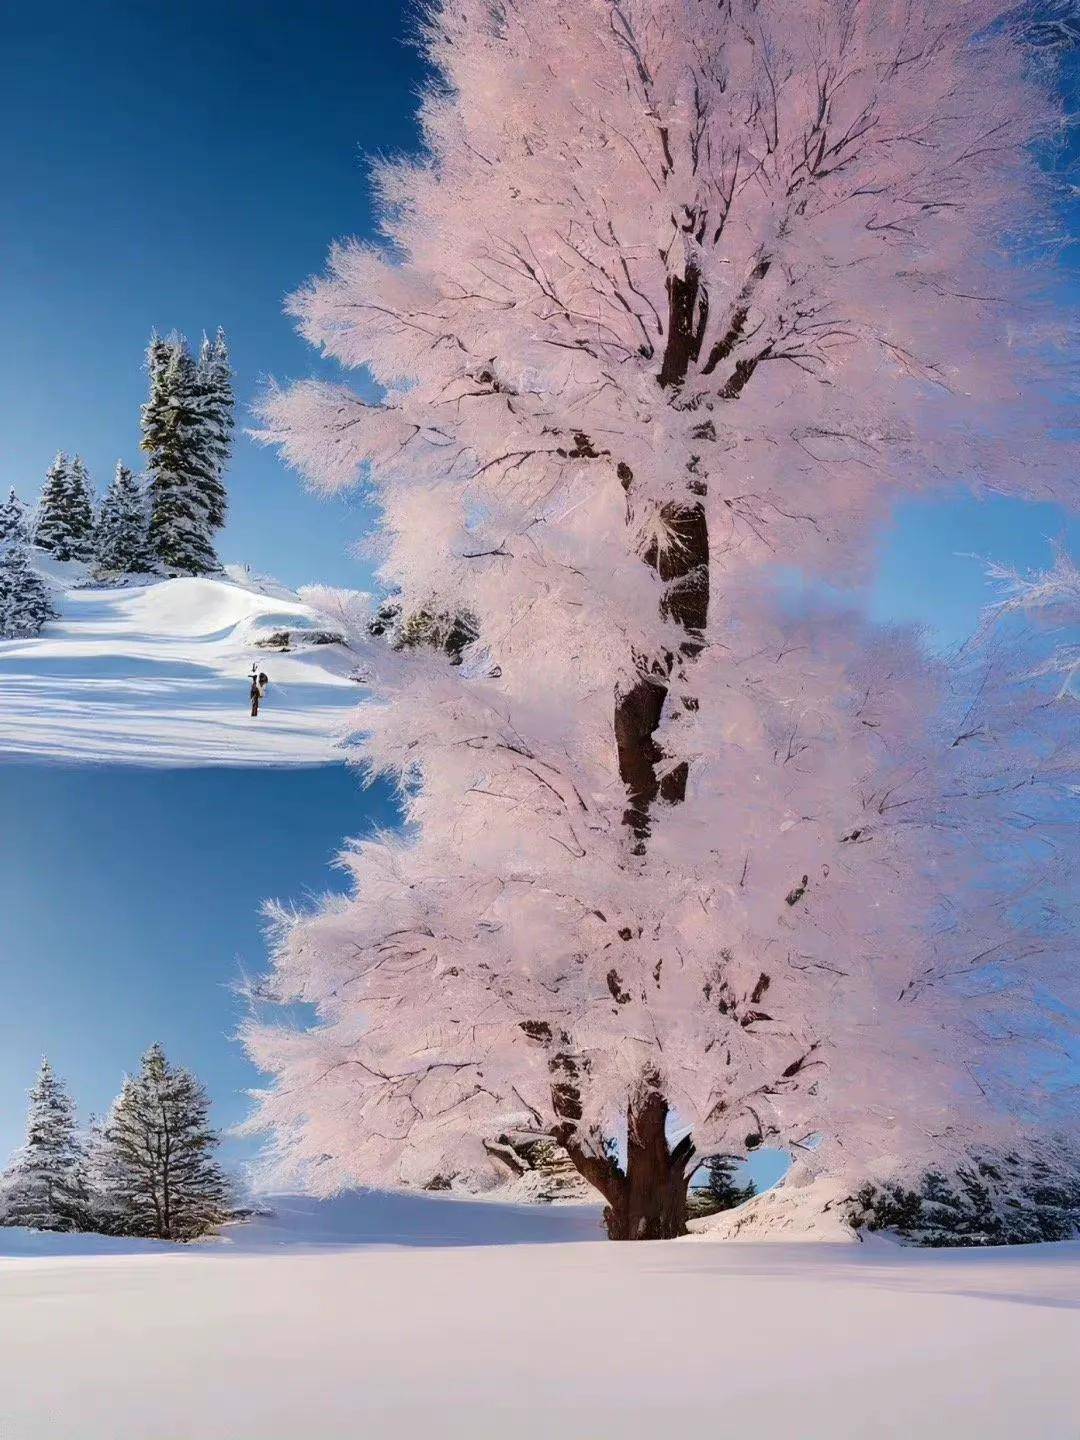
[0,1215,1076,1438]
[0,561,360,765]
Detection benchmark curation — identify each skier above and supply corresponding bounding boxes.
[249,667,269,717]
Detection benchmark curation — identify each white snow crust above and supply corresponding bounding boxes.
[0,561,359,765]
[0,1189,1076,1438]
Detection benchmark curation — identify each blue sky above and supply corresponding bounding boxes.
[0,4,1076,1188]
[2,1,1077,629]
[0,764,398,1164]
[0,0,430,593]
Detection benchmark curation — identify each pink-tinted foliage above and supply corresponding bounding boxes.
[245,0,1078,1199]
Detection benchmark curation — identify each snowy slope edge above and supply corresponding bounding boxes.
[0,560,362,765]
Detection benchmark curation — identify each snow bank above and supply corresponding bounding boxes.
[0,564,361,765]
[219,1187,603,1250]
[0,1187,603,1260]
[690,1166,862,1243]
[1,1228,1076,1438]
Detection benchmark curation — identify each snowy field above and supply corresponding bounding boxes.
[0,1192,1077,1439]
[0,565,359,764]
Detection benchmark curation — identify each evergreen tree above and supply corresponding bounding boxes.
[0,1059,87,1232]
[95,1044,230,1240]
[84,1110,126,1236]
[853,1149,1080,1247]
[142,335,219,575]
[0,536,57,638]
[196,327,234,531]
[94,462,150,576]
[0,487,28,545]
[689,1155,756,1218]
[34,453,95,562]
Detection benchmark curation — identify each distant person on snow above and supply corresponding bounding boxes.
[249,669,269,717]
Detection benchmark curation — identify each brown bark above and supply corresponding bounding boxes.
[615,261,711,844]
[564,253,746,1232]
[562,1089,694,1240]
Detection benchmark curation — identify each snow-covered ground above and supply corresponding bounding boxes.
[0,563,360,764]
[0,1191,1076,1438]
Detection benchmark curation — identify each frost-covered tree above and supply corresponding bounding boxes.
[0,1059,87,1232]
[34,452,95,562]
[0,488,28,545]
[986,548,1080,700]
[94,462,150,577]
[143,335,219,575]
[247,0,1079,1239]
[851,1139,1080,1246]
[196,328,235,532]
[0,536,57,638]
[94,1044,230,1240]
[82,1114,123,1235]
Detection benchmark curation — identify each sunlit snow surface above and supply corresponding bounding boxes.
[0,1190,1077,1438]
[0,562,360,764]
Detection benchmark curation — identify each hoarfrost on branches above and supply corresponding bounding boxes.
[246,0,1079,1235]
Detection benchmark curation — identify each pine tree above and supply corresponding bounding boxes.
[34,453,95,562]
[94,462,150,577]
[0,1059,87,1232]
[196,327,234,531]
[84,1110,126,1236]
[95,1044,230,1240]
[853,1147,1080,1246]
[0,536,57,638]
[142,335,219,575]
[0,488,28,545]
[689,1156,756,1218]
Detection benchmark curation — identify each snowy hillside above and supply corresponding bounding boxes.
[0,1191,1076,1439]
[0,562,361,765]
[0,1188,602,1259]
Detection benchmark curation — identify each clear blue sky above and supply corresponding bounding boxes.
[0,4,1076,1188]
[0,0,432,593]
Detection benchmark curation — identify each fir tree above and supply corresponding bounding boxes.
[0,487,28,545]
[84,1110,126,1236]
[34,453,95,562]
[196,327,234,531]
[94,462,150,577]
[95,1044,230,1240]
[142,336,219,575]
[853,1149,1080,1247]
[0,536,57,638]
[0,1059,87,1232]
[689,1156,756,1218]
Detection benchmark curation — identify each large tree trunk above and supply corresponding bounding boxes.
[552,261,719,1234]
[603,264,712,1228]
[561,1088,694,1241]
[614,261,711,846]
[606,1090,693,1240]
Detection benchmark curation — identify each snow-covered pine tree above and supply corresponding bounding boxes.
[0,1059,87,1232]
[851,1142,1080,1246]
[96,1044,230,1240]
[66,456,96,555]
[0,535,57,638]
[33,453,69,554]
[196,327,234,531]
[0,487,28,545]
[34,452,95,562]
[689,1156,756,1219]
[142,335,219,575]
[83,1114,121,1235]
[94,462,150,577]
